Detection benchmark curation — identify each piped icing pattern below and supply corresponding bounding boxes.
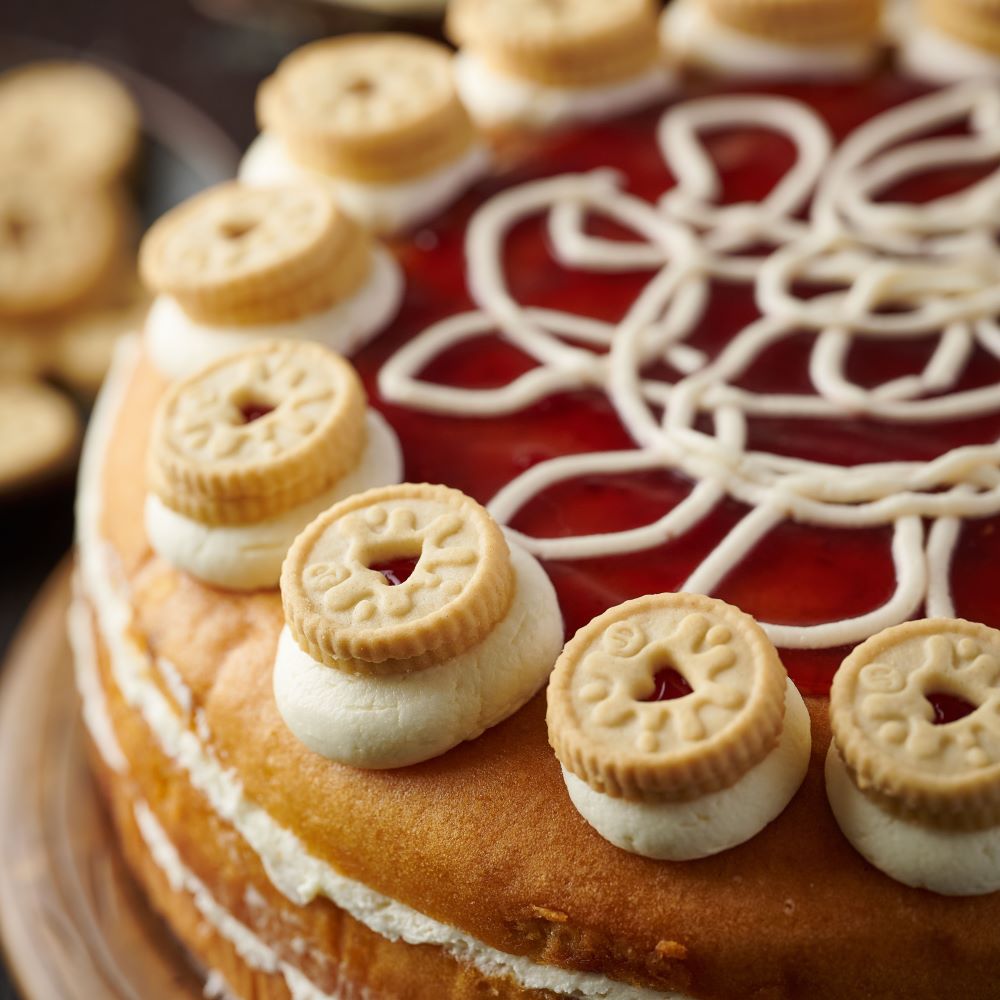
[379,81,1000,652]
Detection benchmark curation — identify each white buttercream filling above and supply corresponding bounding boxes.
[562,680,811,861]
[273,539,562,768]
[144,411,403,591]
[239,136,491,236]
[662,0,879,79]
[75,339,675,1000]
[899,23,1000,84]
[825,743,1000,896]
[68,591,128,774]
[452,51,674,130]
[145,247,403,381]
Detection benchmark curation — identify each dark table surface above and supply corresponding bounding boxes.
[0,2,443,996]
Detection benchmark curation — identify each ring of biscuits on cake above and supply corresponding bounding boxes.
[69,1,1000,998]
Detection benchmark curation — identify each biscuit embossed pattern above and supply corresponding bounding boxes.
[379,79,1000,663]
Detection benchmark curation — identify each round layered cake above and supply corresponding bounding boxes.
[73,3,1000,997]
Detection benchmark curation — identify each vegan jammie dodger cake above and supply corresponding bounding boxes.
[547,593,810,861]
[275,483,562,767]
[145,340,401,590]
[71,7,1000,1000]
[139,180,401,380]
[239,34,489,234]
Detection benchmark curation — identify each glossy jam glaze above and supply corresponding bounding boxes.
[352,72,1000,698]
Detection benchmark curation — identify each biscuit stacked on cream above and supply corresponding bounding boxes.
[145,340,402,591]
[448,0,672,130]
[139,181,402,380]
[900,0,1000,82]
[240,35,488,235]
[828,618,1000,895]
[274,483,563,768]
[547,593,811,860]
[662,0,884,79]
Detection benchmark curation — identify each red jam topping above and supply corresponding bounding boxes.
[370,556,420,587]
[642,666,694,703]
[353,74,1000,698]
[238,401,275,424]
[926,691,977,726]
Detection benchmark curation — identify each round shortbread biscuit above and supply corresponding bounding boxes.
[256,34,477,183]
[0,176,125,320]
[139,182,371,327]
[149,340,367,526]
[922,0,1000,56]
[831,618,1000,828]
[547,593,788,802]
[281,483,515,672]
[447,0,663,88]
[704,0,881,44]
[0,379,79,491]
[0,322,52,380]
[0,61,140,184]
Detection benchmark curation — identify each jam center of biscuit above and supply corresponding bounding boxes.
[925,690,977,726]
[237,399,276,424]
[369,556,420,587]
[347,77,376,98]
[642,665,694,703]
[219,218,257,241]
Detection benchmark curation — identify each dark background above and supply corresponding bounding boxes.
[0,2,441,996]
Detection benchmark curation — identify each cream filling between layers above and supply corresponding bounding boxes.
[144,411,403,591]
[75,339,678,1000]
[562,680,811,861]
[452,51,674,130]
[273,539,562,768]
[899,24,1000,84]
[662,0,880,79]
[239,136,491,235]
[145,247,403,381]
[825,744,1000,896]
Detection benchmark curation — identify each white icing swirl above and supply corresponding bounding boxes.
[379,82,1000,651]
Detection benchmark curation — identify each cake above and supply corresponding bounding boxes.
[72,1,1000,998]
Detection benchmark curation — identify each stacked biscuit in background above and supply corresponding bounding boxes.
[0,60,148,493]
